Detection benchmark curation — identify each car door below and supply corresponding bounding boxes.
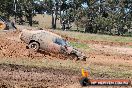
[46,37,62,54]
[37,32,50,51]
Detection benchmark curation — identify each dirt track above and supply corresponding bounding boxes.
[0,63,80,88]
[0,28,131,88]
[0,30,81,88]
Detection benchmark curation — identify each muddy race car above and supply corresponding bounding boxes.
[20,29,87,61]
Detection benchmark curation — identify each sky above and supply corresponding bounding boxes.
[82,2,88,8]
[34,0,88,8]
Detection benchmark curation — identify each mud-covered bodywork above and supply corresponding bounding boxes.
[20,29,87,61]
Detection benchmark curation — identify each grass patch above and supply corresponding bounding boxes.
[69,41,91,52]
[55,30,132,43]
[128,46,132,48]
[69,42,89,49]
[89,64,132,79]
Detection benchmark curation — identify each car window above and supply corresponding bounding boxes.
[54,38,68,46]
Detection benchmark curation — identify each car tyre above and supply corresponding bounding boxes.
[80,77,90,87]
[69,54,78,61]
[28,41,40,52]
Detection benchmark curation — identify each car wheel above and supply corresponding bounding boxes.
[69,54,78,61]
[28,42,40,52]
[0,21,6,30]
[79,77,90,87]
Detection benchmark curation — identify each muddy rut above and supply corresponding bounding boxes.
[0,63,80,88]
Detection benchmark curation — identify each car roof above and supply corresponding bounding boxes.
[22,29,62,39]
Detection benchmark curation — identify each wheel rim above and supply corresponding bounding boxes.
[31,44,37,50]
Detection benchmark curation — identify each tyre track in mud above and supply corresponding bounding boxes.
[0,63,80,88]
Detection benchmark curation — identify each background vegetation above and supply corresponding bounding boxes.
[0,0,132,36]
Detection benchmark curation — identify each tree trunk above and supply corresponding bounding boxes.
[51,7,57,29]
[52,10,55,28]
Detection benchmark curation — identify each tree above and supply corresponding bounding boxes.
[0,0,36,26]
[0,0,14,18]
[73,0,132,35]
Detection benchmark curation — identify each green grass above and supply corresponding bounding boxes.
[69,41,91,52]
[90,64,132,79]
[69,42,89,49]
[55,30,132,43]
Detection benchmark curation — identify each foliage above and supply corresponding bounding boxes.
[0,0,131,35]
[0,0,14,18]
[72,0,132,35]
